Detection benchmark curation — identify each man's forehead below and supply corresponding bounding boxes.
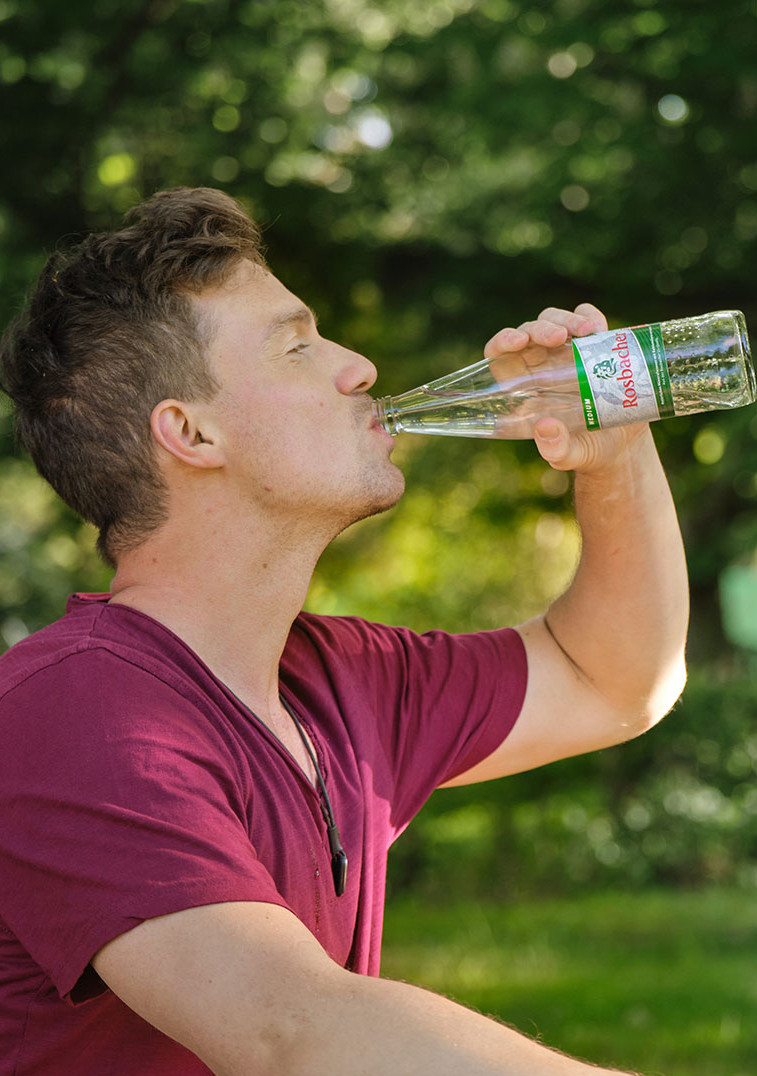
[261,304,318,342]
[205,260,292,306]
[193,261,314,338]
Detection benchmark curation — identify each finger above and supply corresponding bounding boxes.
[515,319,569,348]
[534,418,650,472]
[536,307,599,338]
[483,326,529,358]
[532,417,597,472]
[573,302,608,334]
[532,418,571,470]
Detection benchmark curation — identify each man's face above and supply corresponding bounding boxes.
[192,260,404,536]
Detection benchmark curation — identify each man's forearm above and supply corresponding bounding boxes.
[271,969,642,1076]
[94,901,642,1076]
[545,426,688,721]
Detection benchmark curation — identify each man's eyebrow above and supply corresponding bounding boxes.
[262,305,319,345]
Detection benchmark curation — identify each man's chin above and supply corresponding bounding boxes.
[336,472,406,536]
[375,468,406,514]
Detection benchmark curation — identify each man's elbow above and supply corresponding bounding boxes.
[628,654,688,739]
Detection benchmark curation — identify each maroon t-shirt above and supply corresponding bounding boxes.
[0,593,527,1074]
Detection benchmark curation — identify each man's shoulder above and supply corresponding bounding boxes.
[0,597,105,694]
[0,593,190,707]
[0,597,237,761]
[286,611,485,693]
[290,610,419,653]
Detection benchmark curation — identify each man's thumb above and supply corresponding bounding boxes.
[533,418,574,470]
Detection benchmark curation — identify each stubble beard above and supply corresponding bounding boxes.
[341,395,406,527]
[330,457,406,541]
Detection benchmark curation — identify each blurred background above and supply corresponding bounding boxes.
[1,0,757,1071]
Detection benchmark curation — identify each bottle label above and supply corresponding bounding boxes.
[572,324,674,430]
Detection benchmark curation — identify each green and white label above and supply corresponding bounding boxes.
[572,324,674,430]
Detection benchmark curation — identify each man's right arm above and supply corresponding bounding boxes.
[93,900,640,1076]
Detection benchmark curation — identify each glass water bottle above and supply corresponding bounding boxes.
[372,310,755,439]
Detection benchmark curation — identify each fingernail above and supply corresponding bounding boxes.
[536,420,562,442]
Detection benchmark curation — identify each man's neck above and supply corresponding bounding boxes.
[109,520,322,723]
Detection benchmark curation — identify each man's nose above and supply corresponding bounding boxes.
[334,346,378,395]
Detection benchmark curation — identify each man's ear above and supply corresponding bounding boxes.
[150,400,225,469]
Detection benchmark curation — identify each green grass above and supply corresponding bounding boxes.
[380,887,757,1075]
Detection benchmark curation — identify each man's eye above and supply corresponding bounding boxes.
[288,343,309,355]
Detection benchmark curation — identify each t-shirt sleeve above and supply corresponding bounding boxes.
[0,650,291,1003]
[292,616,528,835]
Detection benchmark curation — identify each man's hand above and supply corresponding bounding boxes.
[484,302,648,474]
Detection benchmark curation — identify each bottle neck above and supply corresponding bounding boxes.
[372,396,399,436]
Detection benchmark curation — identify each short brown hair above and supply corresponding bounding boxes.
[0,187,267,565]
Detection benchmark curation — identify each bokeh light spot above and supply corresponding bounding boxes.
[657,94,689,124]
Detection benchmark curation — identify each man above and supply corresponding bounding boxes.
[0,187,687,1075]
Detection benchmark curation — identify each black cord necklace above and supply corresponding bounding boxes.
[278,695,348,898]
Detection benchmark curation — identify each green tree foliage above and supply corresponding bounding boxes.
[2,0,757,891]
